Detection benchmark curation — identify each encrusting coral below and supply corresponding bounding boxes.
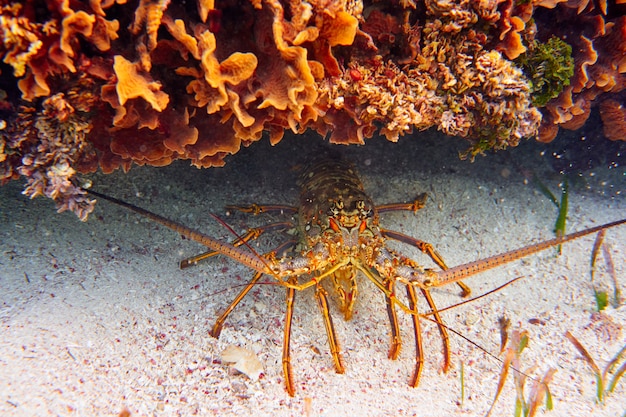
[0,0,623,218]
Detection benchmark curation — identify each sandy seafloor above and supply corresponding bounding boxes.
[0,131,625,417]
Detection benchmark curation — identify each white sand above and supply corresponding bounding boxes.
[1,133,624,417]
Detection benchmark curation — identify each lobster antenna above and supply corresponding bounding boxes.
[425,276,525,315]
[434,218,626,286]
[420,314,537,383]
[207,212,280,278]
[84,189,271,274]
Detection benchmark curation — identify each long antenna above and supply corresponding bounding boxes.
[85,189,272,274]
[434,218,626,286]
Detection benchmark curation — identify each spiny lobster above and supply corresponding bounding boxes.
[86,154,626,396]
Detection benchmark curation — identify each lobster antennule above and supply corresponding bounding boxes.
[430,218,626,287]
[85,189,272,275]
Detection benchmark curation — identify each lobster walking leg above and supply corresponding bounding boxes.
[382,228,471,297]
[283,277,297,397]
[375,193,428,214]
[180,221,294,269]
[315,283,345,374]
[405,284,424,387]
[384,277,402,360]
[382,258,450,376]
[420,288,451,373]
[211,271,264,338]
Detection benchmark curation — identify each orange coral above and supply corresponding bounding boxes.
[162,16,200,59]
[129,0,170,52]
[494,0,533,60]
[2,1,120,100]
[571,35,598,93]
[1,4,44,78]
[254,0,318,118]
[112,55,169,111]
[312,10,359,76]
[197,0,215,22]
[59,11,95,60]
[87,0,341,172]
[497,15,527,60]
[542,86,592,137]
[90,15,120,51]
[1,3,54,100]
[184,29,257,123]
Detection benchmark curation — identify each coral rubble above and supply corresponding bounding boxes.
[0,0,624,218]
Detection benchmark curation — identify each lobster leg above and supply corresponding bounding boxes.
[421,288,451,373]
[405,283,423,387]
[384,278,402,360]
[210,242,301,339]
[211,271,264,338]
[180,221,293,269]
[373,248,452,374]
[271,239,299,258]
[315,283,346,374]
[375,193,428,214]
[283,277,297,396]
[381,228,471,297]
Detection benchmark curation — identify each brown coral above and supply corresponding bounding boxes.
[599,99,626,141]
[315,15,541,156]
[536,6,626,141]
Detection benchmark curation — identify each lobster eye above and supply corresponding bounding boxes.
[356,200,370,218]
[329,199,344,216]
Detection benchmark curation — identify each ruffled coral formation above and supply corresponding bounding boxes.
[0,0,623,217]
[535,4,626,142]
